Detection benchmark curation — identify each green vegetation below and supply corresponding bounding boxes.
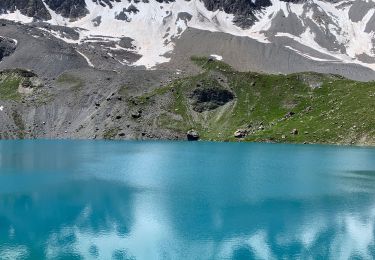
[138,57,375,145]
[191,56,235,72]
[103,127,120,139]
[0,69,42,101]
[0,72,22,100]
[12,110,25,139]
[128,83,172,106]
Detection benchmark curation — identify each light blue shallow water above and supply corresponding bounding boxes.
[0,140,375,259]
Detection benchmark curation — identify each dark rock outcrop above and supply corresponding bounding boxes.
[0,37,16,61]
[0,0,51,20]
[190,87,234,112]
[187,129,199,141]
[0,0,273,28]
[45,0,87,19]
[234,129,247,138]
[284,111,295,119]
[131,110,142,119]
[0,68,37,78]
[115,4,139,21]
[291,128,299,135]
[201,0,272,28]
[0,0,87,20]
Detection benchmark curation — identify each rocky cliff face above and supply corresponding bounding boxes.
[0,0,50,20]
[200,0,272,27]
[0,0,310,25]
[0,0,272,27]
[0,0,87,20]
[0,37,16,61]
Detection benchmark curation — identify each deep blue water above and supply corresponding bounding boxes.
[0,140,375,259]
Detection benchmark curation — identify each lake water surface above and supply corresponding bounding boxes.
[0,140,375,259]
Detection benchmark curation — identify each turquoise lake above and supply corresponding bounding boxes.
[0,140,375,259]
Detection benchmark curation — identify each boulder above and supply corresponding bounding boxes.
[284,111,295,118]
[234,129,247,138]
[131,111,141,118]
[0,37,16,61]
[187,130,199,141]
[290,129,299,135]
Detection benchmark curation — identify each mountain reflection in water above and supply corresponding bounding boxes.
[0,140,375,259]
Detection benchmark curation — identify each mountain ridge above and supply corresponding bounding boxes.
[1,0,375,78]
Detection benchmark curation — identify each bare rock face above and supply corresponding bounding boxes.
[0,0,87,20]
[0,0,51,20]
[187,129,199,141]
[201,0,272,28]
[291,129,299,135]
[234,129,248,138]
[0,68,37,78]
[0,37,16,61]
[45,0,88,19]
[0,0,272,27]
[189,87,234,113]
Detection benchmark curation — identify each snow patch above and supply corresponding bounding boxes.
[285,46,339,62]
[0,10,33,23]
[76,50,95,67]
[210,54,223,61]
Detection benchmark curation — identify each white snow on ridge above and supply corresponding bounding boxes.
[263,0,375,71]
[0,0,271,68]
[314,0,375,59]
[0,0,375,71]
[34,0,268,68]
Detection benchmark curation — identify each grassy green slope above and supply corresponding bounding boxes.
[0,69,42,101]
[140,57,375,145]
[0,71,23,101]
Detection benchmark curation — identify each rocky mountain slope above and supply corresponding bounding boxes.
[0,51,374,145]
[0,1,374,144]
